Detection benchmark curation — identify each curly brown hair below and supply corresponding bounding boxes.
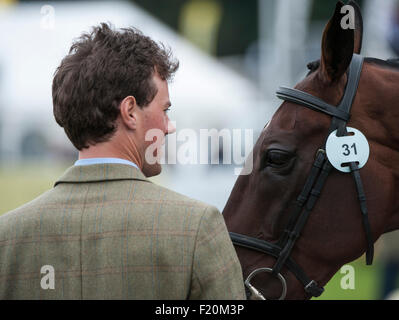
[52,23,179,150]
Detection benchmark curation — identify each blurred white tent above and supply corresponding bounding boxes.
[0,0,264,210]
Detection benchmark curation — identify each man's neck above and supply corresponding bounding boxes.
[78,141,142,169]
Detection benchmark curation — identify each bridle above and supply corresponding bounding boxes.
[231,54,374,300]
[229,54,374,300]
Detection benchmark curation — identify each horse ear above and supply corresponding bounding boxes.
[320,1,354,83]
[349,0,363,54]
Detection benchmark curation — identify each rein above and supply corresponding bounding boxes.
[230,54,374,300]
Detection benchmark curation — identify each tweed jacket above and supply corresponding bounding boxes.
[0,164,245,299]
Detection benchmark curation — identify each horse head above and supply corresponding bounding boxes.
[223,1,399,299]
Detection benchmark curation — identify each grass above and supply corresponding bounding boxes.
[0,164,387,299]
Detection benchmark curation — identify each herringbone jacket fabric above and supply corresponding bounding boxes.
[0,164,245,299]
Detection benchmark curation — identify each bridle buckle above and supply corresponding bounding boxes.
[304,280,324,297]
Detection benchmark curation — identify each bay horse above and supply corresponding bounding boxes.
[223,1,399,300]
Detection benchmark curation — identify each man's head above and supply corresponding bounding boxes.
[53,23,179,176]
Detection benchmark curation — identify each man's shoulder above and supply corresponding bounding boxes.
[0,189,53,229]
[146,182,212,209]
[140,182,220,221]
[0,179,221,235]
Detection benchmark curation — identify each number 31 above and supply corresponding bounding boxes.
[342,143,357,156]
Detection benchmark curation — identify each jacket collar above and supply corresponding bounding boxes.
[54,163,149,186]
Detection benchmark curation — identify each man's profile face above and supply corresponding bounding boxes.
[136,72,176,177]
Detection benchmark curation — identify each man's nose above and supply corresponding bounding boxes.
[167,120,176,135]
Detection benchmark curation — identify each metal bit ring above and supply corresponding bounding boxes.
[244,268,287,300]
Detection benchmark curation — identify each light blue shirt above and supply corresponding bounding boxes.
[74,158,139,170]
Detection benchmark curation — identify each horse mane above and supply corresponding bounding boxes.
[306,57,399,76]
[365,57,399,70]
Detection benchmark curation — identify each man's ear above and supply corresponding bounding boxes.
[119,96,138,130]
[320,1,354,83]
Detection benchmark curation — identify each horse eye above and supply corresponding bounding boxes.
[262,150,294,169]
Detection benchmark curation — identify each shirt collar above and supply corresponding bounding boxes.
[55,162,147,187]
[74,157,139,170]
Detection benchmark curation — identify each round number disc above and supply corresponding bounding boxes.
[326,127,370,173]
